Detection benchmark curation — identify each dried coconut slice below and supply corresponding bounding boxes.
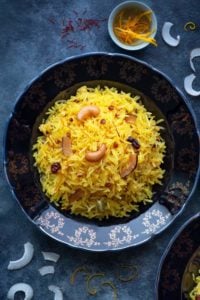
[42,251,60,263]
[8,242,34,270]
[39,265,55,276]
[62,135,72,156]
[184,74,200,96]
[48,285,63,300]
[7,283,33,300]
[162,22,180,46]
[190,48,200,72]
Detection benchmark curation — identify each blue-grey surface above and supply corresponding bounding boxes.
[0,0,200,299]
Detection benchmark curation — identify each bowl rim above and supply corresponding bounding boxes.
[108,0,158,50]
[3,51,200,251]
[155,212,200,299]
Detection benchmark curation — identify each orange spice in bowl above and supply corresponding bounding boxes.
[108,1,157,50]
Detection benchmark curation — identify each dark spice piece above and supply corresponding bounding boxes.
[127,136,140,150]
[113,142,119,148]
[51,162,61,174]
[100,119,106,124]
[105,183,112,188]
[159,191,183,215]
[8,150,15,158]
[108,105,114,110]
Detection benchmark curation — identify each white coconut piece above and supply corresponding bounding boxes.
[48,285,63,300]
[7,283,33,300]
[38,265,55,276]
[8,242,34,270]
[41,251,60,263]
[184,74,200,96]
[190,48,200,72]
[162,22,180,46]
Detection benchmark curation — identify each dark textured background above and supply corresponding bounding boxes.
[0,0,199,299]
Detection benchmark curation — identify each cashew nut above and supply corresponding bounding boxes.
[77,105,100,121]
[120,153,138,178]
[85,144,107,162]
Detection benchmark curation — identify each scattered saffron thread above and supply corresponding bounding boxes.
[72,10,79,17]
[83,8,88,15]
[66,39,86,50]
[48,9,107,50]
[184,21,197,31]
[70,265,90,285]
[48,17,56,25]
[86,273,105,296]
[61,20,74,38]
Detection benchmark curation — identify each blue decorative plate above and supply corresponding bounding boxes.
[4,53,200,251]
[156,213,200,300]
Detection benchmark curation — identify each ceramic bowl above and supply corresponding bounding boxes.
[108,1,157,50]
[156,213,200,300]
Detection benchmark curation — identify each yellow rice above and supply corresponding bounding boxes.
[33,86,166,219]
[190,271,200,300]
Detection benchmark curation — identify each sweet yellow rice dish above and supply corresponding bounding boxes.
[190,271,200,300]
[33,86,166,219]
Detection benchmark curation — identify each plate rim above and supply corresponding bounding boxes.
[3,52,200,251]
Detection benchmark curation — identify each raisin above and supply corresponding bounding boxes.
[100,119,106,124]
[51,162,61,174]
[127,136,140,150]
[105,183,112,188]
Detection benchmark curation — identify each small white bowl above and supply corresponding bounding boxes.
[108,1,157,51]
